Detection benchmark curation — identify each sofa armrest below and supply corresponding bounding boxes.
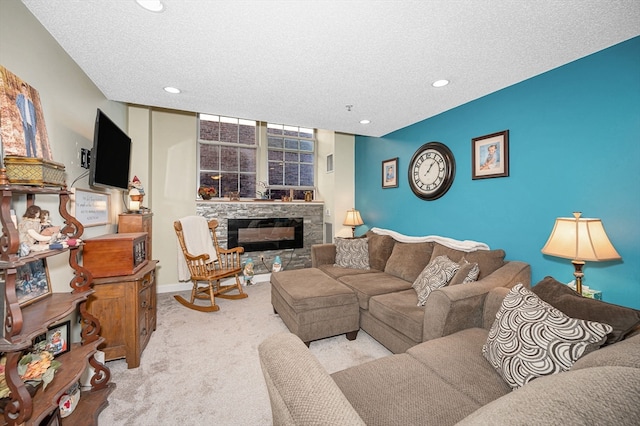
[311,243,337,267]
[258,332,366,426]
[422,261,530,341]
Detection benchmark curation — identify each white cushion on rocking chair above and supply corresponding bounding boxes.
[177,216,219,281]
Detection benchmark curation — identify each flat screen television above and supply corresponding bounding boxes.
[89,109,132,190]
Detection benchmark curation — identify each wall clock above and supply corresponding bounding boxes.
[408,142,455,200]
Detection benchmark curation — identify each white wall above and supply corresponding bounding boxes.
[316,130,356,240]
[1,0,125,292]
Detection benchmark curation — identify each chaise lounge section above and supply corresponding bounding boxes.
[271,228,530,352]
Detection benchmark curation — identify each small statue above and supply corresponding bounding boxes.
[243,257,255,285]
[18,205,60,252]
[272,255,282,272]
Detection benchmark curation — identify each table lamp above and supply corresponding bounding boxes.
[541,212,621,295]
[343,208,364,238]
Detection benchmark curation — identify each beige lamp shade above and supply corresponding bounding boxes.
[541,212,620,261]
[343,209,364,227]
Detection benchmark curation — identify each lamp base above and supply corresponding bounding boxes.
[572,259,585,295]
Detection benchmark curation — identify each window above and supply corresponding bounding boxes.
[267,123,315,199]
[197,115,316,200]
[198,114,257,198]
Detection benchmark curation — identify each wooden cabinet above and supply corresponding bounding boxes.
[86,261,158,369]
[118,212,152,258]
[0,174,113,425]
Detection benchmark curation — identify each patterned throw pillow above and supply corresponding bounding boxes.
[483,283,613,389]
[449,258,480,285]
[334,237,370,270]
[412,255,460,306]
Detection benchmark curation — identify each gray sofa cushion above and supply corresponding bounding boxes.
[368,289,424,342]
[317,264,380,280]
[365,231,396,271]
[332,353,484,426]
[271,268,357,311]
[431,243,505,279]
[572,333,640,370]
[532,276,640,345]
[339,272,413,310]
[457,366,640,426]
[407,328,511,404]
[384,242,434,282]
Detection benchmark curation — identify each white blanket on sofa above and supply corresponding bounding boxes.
[370,227,490,252]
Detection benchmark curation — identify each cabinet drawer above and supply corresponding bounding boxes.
[137,270,155,292]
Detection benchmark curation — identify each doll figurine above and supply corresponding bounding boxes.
[18,205,63,252]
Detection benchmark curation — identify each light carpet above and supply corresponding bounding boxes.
[97,281,391,425]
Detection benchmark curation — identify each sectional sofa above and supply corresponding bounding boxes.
[259,278,640,425]
[270,228,530,353]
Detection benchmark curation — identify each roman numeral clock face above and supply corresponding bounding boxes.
[408,142,455,200]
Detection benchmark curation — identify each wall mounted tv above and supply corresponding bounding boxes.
[89,109,132,191]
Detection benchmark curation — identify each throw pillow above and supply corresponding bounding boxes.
[449,258,480,285]
[384,242,435,283]
[412,255,460,306]
[483,283,613,390]
[532,276,640,345]
[334,237,370,270]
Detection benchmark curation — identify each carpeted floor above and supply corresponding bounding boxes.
[97,281,391,425]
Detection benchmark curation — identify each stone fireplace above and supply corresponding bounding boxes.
[196,201,324,274]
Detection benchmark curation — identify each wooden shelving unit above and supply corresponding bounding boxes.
[0,169,113,425]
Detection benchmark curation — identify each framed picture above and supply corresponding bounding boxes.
[382,157,398,188]
[35,320,70,357]
[16,258,52,307]
[0,65,53,160]
[472,130,509,179]
[72,188,110,227]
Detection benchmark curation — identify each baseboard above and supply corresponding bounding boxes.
[158,273,272,294]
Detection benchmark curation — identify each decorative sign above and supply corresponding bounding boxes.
[72,188,110,227]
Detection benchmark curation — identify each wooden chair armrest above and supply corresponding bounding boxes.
[184,252,211,263]
[219,246,245,255]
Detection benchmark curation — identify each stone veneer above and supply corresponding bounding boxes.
[197,201,324,275]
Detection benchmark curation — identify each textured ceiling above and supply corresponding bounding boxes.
[21,0,640,137]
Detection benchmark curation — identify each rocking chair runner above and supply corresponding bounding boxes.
[174,217,248,312]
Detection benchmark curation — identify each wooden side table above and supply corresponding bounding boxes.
[86,260,158,368]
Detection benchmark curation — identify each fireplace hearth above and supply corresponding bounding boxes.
[228,217,304,252]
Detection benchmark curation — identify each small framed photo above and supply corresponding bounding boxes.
[35,320,70,357]
[382,157,398,188]
[16,258,52,307]
[472,130,509,179]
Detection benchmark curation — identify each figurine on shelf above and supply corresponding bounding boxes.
[40,209,53,230]
[18,205,73,253]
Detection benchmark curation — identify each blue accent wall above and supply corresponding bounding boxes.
[355,37,640,309]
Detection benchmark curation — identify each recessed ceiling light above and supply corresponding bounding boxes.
[136,0,165,12]
[360,119,371,125]
[432,79,450,88]
[164,86,181,94]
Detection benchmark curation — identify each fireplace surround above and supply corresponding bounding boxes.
[228,217,304,252]
[196,200,323,274]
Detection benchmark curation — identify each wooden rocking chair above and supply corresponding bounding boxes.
[174,216,248,312]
